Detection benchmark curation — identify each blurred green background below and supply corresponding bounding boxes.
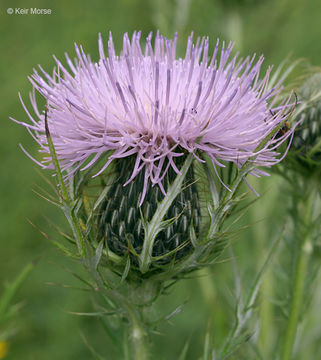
[1,0,321,359]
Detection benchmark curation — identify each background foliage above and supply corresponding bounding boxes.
[1,0,320,358]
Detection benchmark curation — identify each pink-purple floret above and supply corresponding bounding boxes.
[12,31,296,201]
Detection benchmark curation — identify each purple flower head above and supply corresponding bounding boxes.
[13,31,295,204]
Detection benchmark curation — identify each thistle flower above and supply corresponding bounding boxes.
[13,32,296,273]
[14,32,294,201]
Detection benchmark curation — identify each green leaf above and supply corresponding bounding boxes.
[86,184,110,224]
[220,228,283,358]
[51,240,80,259]
[0,302,24,323]
[121,257,131,283]
[44,111,86,257]
[0,262,35,323]
[68,310,118,317]
[94,241,104,270]
[244,229,283,312]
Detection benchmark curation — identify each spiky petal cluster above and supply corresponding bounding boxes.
[13,31,294,202]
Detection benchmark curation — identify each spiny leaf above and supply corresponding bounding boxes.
[44,109,69,202]
[244,227,284,312]
[219,228,284,358]
[43,216,76,244]
[148,300,188,328]
[120,257,131,283]
[48,261,95,290]
[68,310,118,317]
[86,184,110,224]
[32,187,60,206]
[35,167,59,195]
[51,240,79,259]
[94,241,104,270]
[45,110,86,256]
[164,302,186,323]
[26,218,50,240]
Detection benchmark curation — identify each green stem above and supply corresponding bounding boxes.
[45,113,86,257]
[128,307,149,360]
[280,190,314,360]
[90,270,150,359]
[281,239,312,360]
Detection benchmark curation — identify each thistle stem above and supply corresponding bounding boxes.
[280,189,314,360]
[128,307,149,360]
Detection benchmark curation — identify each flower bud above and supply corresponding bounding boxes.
[96,154,201,267]
[287,71,321,178]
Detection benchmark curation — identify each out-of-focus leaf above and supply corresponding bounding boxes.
[0,262,35,324]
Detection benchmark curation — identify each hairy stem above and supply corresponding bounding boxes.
[128,307,149,360]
